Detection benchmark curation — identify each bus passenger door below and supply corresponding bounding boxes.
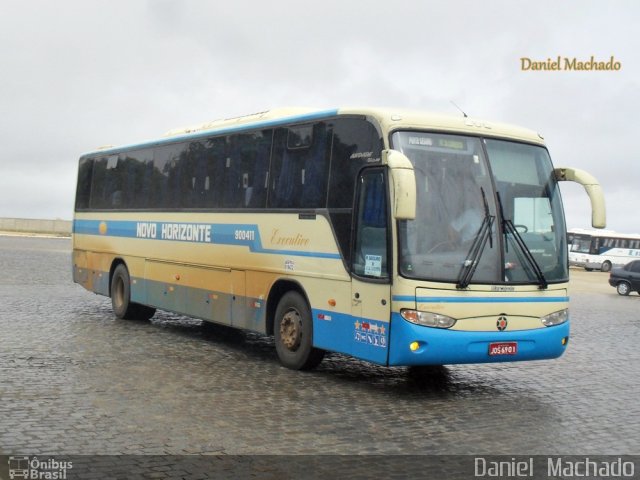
[350,169,392,365]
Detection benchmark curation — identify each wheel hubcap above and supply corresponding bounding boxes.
[280,309,302,351]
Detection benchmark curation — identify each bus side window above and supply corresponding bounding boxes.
[204,136,227,209]
[300,123,330,208]
[188,141,209,208]
[102,155,125,208]
[269,128,294,208]
[246,133,271,208]
[269,122,329,209]
[222,139,242,208]
[353,169,389,279]
[75,157,94,210]
[153,143,186,208]
[328,117,384,267]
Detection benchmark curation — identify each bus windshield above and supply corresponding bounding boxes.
[570,234,594,254]
[393,131,568,285]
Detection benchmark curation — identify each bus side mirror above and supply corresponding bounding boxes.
[554,167,606,229]
[384,149,416,220]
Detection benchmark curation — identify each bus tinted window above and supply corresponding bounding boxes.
[187,140,211,208]
[329,118,382,209]
[80,116,381,216]
[152,143,187,208]
[89,154,132,209]
[243,130,272,208]
[151,134,275,210]
[328,118,383,265]
[227,130,272,209]
[75,157,94,210]
[269,122,330,209]
[128,149,154,208]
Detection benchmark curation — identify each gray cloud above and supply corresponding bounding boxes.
[1,0,638,232]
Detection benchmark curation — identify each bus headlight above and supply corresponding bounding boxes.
[400,309,456,329]
[541,309,569,327]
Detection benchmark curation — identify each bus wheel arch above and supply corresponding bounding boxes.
[267,280,325,370]
[266,279,305,336]
[109,259,155,320]
[109,258,127,293]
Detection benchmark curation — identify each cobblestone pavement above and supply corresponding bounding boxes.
[0,236,639,476]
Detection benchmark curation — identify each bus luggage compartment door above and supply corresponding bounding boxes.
[144,260,246,327]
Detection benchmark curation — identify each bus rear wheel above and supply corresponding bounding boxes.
[111,264,156,320]
[274,291,324,370]
[601,261,612,273]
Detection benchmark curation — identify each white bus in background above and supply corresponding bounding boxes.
[568,228,640,272]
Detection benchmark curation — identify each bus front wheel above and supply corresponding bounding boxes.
[274,291,324,370]
[111,264,155,320]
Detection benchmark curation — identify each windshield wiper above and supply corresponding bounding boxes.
[457,188,495,289]
[496,192,548,289]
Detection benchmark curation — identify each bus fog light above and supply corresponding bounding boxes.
[401,309,456,329]
[409,341,420,351]
[541,309,569,327]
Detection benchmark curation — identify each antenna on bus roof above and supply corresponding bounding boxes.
[450,101,468,118]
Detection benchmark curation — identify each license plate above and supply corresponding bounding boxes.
[488,342,518,356]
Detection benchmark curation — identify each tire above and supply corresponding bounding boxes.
[111,264,156,320]
[274,291,324,370]
[135,304,156,321]
[616,281,631,296]
[407,365,449,379]
[601,261,612,273]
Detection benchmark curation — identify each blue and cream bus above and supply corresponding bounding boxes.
[72,108,605,369]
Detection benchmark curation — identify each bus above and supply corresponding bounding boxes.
[8,456,29,479]
[568,228,640,272]
[72,107,605,370]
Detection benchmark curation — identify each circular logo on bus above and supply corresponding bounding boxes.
[99,221,108,235]
[496,316,508,331]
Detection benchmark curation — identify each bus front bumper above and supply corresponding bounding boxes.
[387,313,570,366]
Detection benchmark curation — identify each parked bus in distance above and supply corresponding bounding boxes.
[72,108,606,370]
[568,228,640,272]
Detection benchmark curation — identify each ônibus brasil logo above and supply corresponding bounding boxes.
[8,456,73,479]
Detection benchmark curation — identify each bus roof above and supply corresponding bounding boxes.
[82,107,546,157]
[568,227,640,238]
[342,107,545,145]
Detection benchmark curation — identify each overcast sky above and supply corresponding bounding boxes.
[1,0,638,233]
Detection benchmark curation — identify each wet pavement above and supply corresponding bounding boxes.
[0,236,638,476]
